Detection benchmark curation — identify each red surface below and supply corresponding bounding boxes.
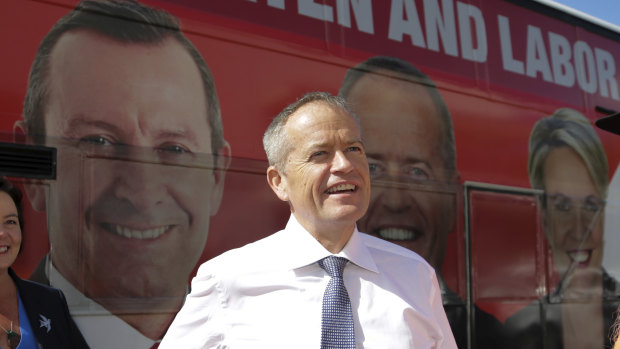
[2,0,620,323]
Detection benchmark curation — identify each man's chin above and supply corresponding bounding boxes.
[90,275,187,299]
[93,290,186,313]
[372,233,426,253]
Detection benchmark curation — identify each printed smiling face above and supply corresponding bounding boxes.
[543,146,604,294]
[346,72,456,270]
[28,30,227,300]
[270,102,371,239]
[0,192,21,271]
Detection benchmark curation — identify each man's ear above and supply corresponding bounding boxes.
[13,120,27,145]
[209,141,232,216]
[23,181,47,212]
[14,120,46,212]
[267,165,289,202]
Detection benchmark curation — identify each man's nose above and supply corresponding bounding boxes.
[383,184,414,212]
[112,159,168,210]
[373,175,416,213]
[331,151,353,173]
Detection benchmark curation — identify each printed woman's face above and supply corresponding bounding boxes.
[543,147,604,293]
[0,191,21,270]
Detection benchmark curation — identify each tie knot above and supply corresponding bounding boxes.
[319,256,348,278]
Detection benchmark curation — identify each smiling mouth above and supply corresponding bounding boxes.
[377,228,419,241]
[326,183,356,194]
[567,249,592,266]
[0,246,7,253]
[101,223,171,240]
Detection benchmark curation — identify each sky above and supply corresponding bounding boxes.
[547,0,620,28]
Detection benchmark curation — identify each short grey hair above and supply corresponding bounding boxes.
[528,108,609,198]
[263,91,359,173]
[339,55,456,177]
[23,0,225,153]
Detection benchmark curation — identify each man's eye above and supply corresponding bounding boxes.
[405,166,429,180]
[310,151,327,158]
[79,135,113,146]
[368,162,383,176]
[347,146,362,153]
[159,144,190,154]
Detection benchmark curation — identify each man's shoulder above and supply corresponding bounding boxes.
[197,229,286,273]
[358,232,435,278]
[360,232,432,265]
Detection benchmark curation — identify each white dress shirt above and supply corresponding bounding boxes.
[160,214,456,349]
[46,257,159,349]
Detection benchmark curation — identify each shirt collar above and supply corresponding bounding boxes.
[46,256,158,348]
[281,214,379,274]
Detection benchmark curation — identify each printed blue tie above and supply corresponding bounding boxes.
[318,256,355,348]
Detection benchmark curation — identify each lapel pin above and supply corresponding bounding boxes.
[39,314,51,333]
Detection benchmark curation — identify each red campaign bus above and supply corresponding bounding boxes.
[2,0,620,348]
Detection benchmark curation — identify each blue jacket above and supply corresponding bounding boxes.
[9,268,89,349]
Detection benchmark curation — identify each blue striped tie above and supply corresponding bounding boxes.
[319,256,355,348]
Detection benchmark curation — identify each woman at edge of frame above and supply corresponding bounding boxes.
[0,176,89,349]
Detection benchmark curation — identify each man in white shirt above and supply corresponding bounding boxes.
[161,91,456,348]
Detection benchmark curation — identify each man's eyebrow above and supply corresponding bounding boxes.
[66,117,201,146]
[153,129,201,148]
[65,117,124,136]
[156,129,197,141]
[365,152,385,160]
[365,152,432,167]
[346,138,363,145]
[304,140,328,150]
[305,138,363,149]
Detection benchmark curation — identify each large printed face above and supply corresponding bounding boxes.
[543,146,604,295]
[268,102,370,239]
[0,191,21,271]
[346,72,456,270]
[27,31,227,301]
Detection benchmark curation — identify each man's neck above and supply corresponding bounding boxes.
[293,214,356,253]
[48,257,185,340]
[84,287,186,340]
[117,311,178,340]
[315,233,352,253]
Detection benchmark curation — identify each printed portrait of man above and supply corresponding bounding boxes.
[14,1,230,347]
[339,56,457,280]
[339,55,504,347]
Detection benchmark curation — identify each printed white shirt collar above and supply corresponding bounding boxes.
[46,256,158,349]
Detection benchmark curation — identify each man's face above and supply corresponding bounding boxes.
[542,146,604,296]
[30,31,227,301]
[346,72,456,270]
[269,102,370,238]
